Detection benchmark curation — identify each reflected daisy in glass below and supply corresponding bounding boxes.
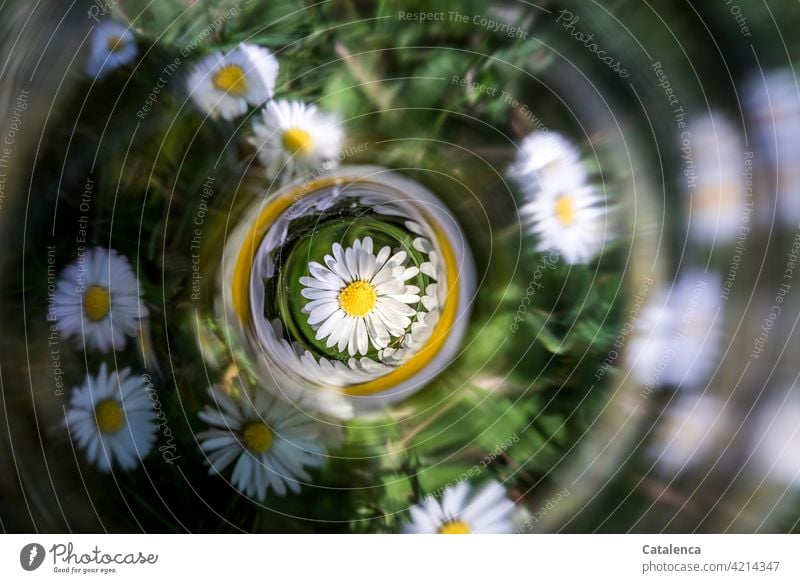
[54,246,147,353]
[197,387,327,500]
[187,43,278,120]
[64,364,157,472]
[404,480,516,534]
[299,237,421,357]
[249,100,343,181]
[85,20,137,79]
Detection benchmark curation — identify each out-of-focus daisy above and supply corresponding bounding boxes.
[85,20,137,79]
[64,364,156,472]
[520,182,609,264]
[187,43,278,120]
[745,69,800,226]
[685,114,746,245]
[750,388,800,490]
[54,247,147,353]
[508,131,588,192]
[404,480,516,534]
[249,100,343,181]
[650,393,732,476]
[197,386,326,500]
[657,270,723,388]
[299,237,421,357]
[626,270,723,389]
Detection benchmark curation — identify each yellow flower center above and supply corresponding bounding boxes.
[338,281,377,317]
[106,35,125,53]
[84,285,111,322]
[554,194,577,226]
[213,65,249,96]
[282,128,313,155]
[241,422,274,454]
[95,399,125,434]
[438,520,472,534]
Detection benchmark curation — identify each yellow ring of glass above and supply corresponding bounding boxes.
[231,176,460,397]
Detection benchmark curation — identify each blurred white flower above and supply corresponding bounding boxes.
[745,69,800,227]
[508,131,588,193]
[54,247,147,353]
[404,480,516,534]
[520,182,610,264]
[64,364,156,472]
[510,131,611,264]
[750,388,800,490]
[626,270,723,389]
[187,43,278,120]
[685,114,747,245]
[249,100,343,181]
[85,20,137,79]
[197,386,327,500]
[650,393,732,475]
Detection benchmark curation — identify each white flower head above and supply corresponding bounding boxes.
[626,270,723,390]
[404,481,516,534]
[685,114,746,245]
[521,182,610,264]
[54,246,148,353]
[745,69,800,227]
[299,237,421,357]
[249,100,343,181]
[197,387,327,500]
[85,20,137,79]
[187,43,278,120]
[64,364,157,472]
[508,131,588,192]
[750,388,800,490]
[651,393,732,476]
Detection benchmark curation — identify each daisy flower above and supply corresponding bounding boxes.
[626,270,723,390]
[745,69,800,226]
[197,387,327,500]
[685,114,745,245]
[64,364,157,472]
[299,237,421,357]
[508,131,588,193]
[85,20,137,79]
[187,43,278,120]
[750,389,800,490]
[650,393,731,476]
[520,182,610,264]
[249,100,343,181]
[54,247,148,353]
[404,481,516,534]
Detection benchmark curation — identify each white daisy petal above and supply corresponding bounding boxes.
[316,310,346,341]
[306,301,340,325]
